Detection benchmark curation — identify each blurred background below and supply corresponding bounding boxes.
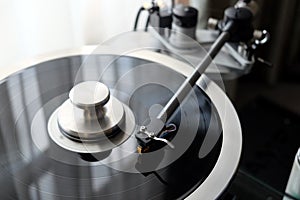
[1,0,299,85]
[0,0,141,67]
[0,0,299,199]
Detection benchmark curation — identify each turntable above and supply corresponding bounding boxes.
[0,0,271,199]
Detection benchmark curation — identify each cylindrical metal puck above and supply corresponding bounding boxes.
[69,81,110,109]
[57,81,125,142]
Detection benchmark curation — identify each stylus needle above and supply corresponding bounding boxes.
[152,137,175,149]
[142,128,175,149]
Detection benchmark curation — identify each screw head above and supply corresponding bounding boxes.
[140,126,146,132]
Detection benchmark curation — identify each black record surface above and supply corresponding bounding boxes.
[0,55,222,199]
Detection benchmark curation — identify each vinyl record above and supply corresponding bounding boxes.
[0,52,238,199]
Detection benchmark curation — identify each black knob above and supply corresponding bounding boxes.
[218,7,254,42]
[172,5,198,28]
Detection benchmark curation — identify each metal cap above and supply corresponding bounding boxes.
[69,81,110,109]
[57,81,125,142]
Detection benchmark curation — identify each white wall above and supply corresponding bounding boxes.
[0,0,142,68]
